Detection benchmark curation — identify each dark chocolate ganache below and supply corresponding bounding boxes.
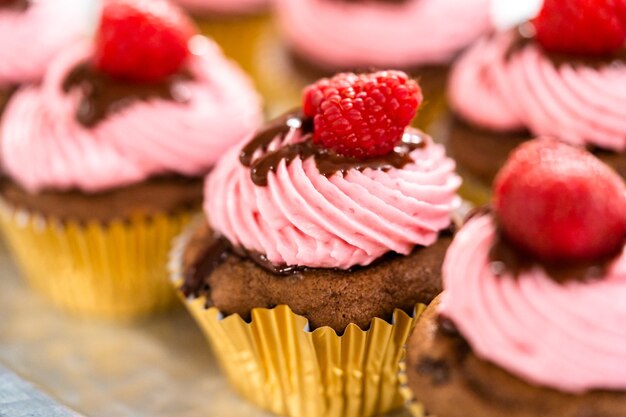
[240,109,426,186]
[62,62,194,128]
[0,0,30,11]
[465,208,622,284]
[0,86,16,116]
[506,23,626,68]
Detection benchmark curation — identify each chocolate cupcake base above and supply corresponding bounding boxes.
[405,296,626,417]
[0,175,204,319]
[448,117,626,187]
[169,218,448,417]
[0,85,16,118]
[181,219,450,333]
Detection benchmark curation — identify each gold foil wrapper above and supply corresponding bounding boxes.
[398,352,427,417]
[0,199,194,319]
[194,13,271,80]
[170,219,426,417]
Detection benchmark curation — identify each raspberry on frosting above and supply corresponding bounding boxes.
[494,139,626,263]
[303,71,422,159]
[533,0,626,56]
[94,0,198,83]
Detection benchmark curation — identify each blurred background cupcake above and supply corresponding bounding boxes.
[0,0,262,319]
[170,72,461,417]
[447,0,626,204]
[172,0,270,85]
[258,0,492,124]
[0,0,91,117]
[404,138,626,417]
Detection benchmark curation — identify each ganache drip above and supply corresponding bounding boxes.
[506,23,626,68]
[62,62,194,128]
[468,208,620,284]
[239,109,426,186]
[0,0,30,11]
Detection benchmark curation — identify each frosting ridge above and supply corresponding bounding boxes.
[275,0,492,69]
[206,124,461,269]
[0,0,89,86]
[448,30,626,151]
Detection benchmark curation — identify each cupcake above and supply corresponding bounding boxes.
[170,71,461,417]
[447,0,626,200]
[0,0,262,319]
[403,138,626,417]
[0,0,89,116]
[261,0,492,125]
[172,0,269,79]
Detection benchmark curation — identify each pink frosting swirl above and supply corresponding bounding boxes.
[0,0,90,86]
[440,214,626,393]
[205,128,461,269]
[274,0,492,69]
[172,0,267,14]
[449,30,626,151]
[0,37,262,193]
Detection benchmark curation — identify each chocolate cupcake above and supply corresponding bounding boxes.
[259,0,492,125]
[447,0,626,202]
[402,138,626,417]
[0,0,89,117]
[0,0,262,319]
[170,71,461,417]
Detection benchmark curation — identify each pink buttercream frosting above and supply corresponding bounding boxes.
[449,30,626,151]
[274,0,492,69]
[440,214,626,393]
[205,127,461,269]
[173,0,266,14]
[0,37,262,193]
[0,0,89,87]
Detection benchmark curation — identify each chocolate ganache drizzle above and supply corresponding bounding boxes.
[0,0,30,11]
[465,208,621,284]
[62,62,194,128]
[239,109,426,186]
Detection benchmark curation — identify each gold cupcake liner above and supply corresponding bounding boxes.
[0,198,194,319]
[455,168,492,207]
[169,219,426,417]
[194,13,272,80]
[398,351,427,417]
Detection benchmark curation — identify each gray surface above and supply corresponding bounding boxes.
[0,240,410,417]
[0,365,81,417]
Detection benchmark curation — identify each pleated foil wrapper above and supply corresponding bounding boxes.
[398,350,427,417]
[169,218,426,417]
[0,198,194,319]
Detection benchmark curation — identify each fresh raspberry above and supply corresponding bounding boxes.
[94,0,197,83]
[493,139,626,263]
[302,71,422,159]
[533,0,626,56]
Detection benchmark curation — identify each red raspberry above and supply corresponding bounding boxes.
[533,0,626,56]
[494,139,626,263]
[302,71,422,159]
[94,0,197,83]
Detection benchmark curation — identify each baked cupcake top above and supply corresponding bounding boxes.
[440,138,626,393]
[206,71,461,270]
[274,0,492,70]
[0,0,262,194]
[449,0,626,152]
[172,0,267,15]
[0,0,90,87]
